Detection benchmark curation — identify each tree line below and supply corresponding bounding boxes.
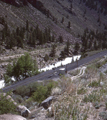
[80,28,107,55]
[0,18,64,49]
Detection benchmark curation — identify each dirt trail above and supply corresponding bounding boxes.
[0,54,24,61]
[71,66,87,81]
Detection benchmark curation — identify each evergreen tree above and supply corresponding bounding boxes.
[44,54,49,62]
[5,53,38,79]
[49,44,56,57]
[74,42,80,54]
[58,35,63,43]
[94,40,98,50]
[64,40,70,56]
[67,21,71,28]
[61,17,64,24]
[59,51,66,60]
[26,20,29,31]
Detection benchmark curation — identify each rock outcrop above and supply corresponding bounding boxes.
[41,96,54,109]
[17,105,31,118]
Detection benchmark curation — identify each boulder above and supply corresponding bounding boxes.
[21,110,29,118]
[17,105,31,118]
[41,96,54,109]
[0,114,26,120]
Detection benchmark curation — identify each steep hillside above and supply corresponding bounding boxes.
[0,0,107,39]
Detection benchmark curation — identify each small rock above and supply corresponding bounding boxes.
[100,82,104,86]
[52,87,61,95]
[46,106,54,118]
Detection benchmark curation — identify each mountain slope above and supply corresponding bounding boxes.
[0,0,107,41]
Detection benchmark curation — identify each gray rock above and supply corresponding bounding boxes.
[41,96,54,109]
[100,82,104,86]
[21,110,29,118]
[17,105,31,118]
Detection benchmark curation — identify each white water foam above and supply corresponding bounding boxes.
[40,55,81,72]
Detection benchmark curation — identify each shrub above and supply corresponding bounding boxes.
[32,85,48,103]
[14,82,39,97]
[88,80,100,87]
[32,82,54,103]
[44,54,49,62]
[4,74,11,84]
[0,93,17,114]
[83,93,100,103]
[95,62,102,68]
[77,88,86,95]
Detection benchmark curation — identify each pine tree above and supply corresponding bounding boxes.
[61,17,64,23]
[44,54,49,62]
[26,20,29,31]
[58,35,63,43]
[64,40,70,56]
[49,44,56,57]
[67,21,71,28]
[74,42,80,54]
[59,51,66,60]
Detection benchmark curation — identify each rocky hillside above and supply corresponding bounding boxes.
[1,54,107,120]
[0,0,107,40]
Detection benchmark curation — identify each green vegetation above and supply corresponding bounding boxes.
[83,92,100,103]
[44,54,49,62]
[32,82,54,103]
[95,59,107,68]
[14,82,39,97]
[59,40,71,60]
[88,80,100,87]
[14,81,57,103]
[54,99,88,120]
[0,93,17,114]
[4,53,38,83]
[0,17,64,49]
[49,44,56,57]
[77,88,86,95]
[80,28,107,55]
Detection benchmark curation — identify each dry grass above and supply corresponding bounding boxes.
[48,57,107,120]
